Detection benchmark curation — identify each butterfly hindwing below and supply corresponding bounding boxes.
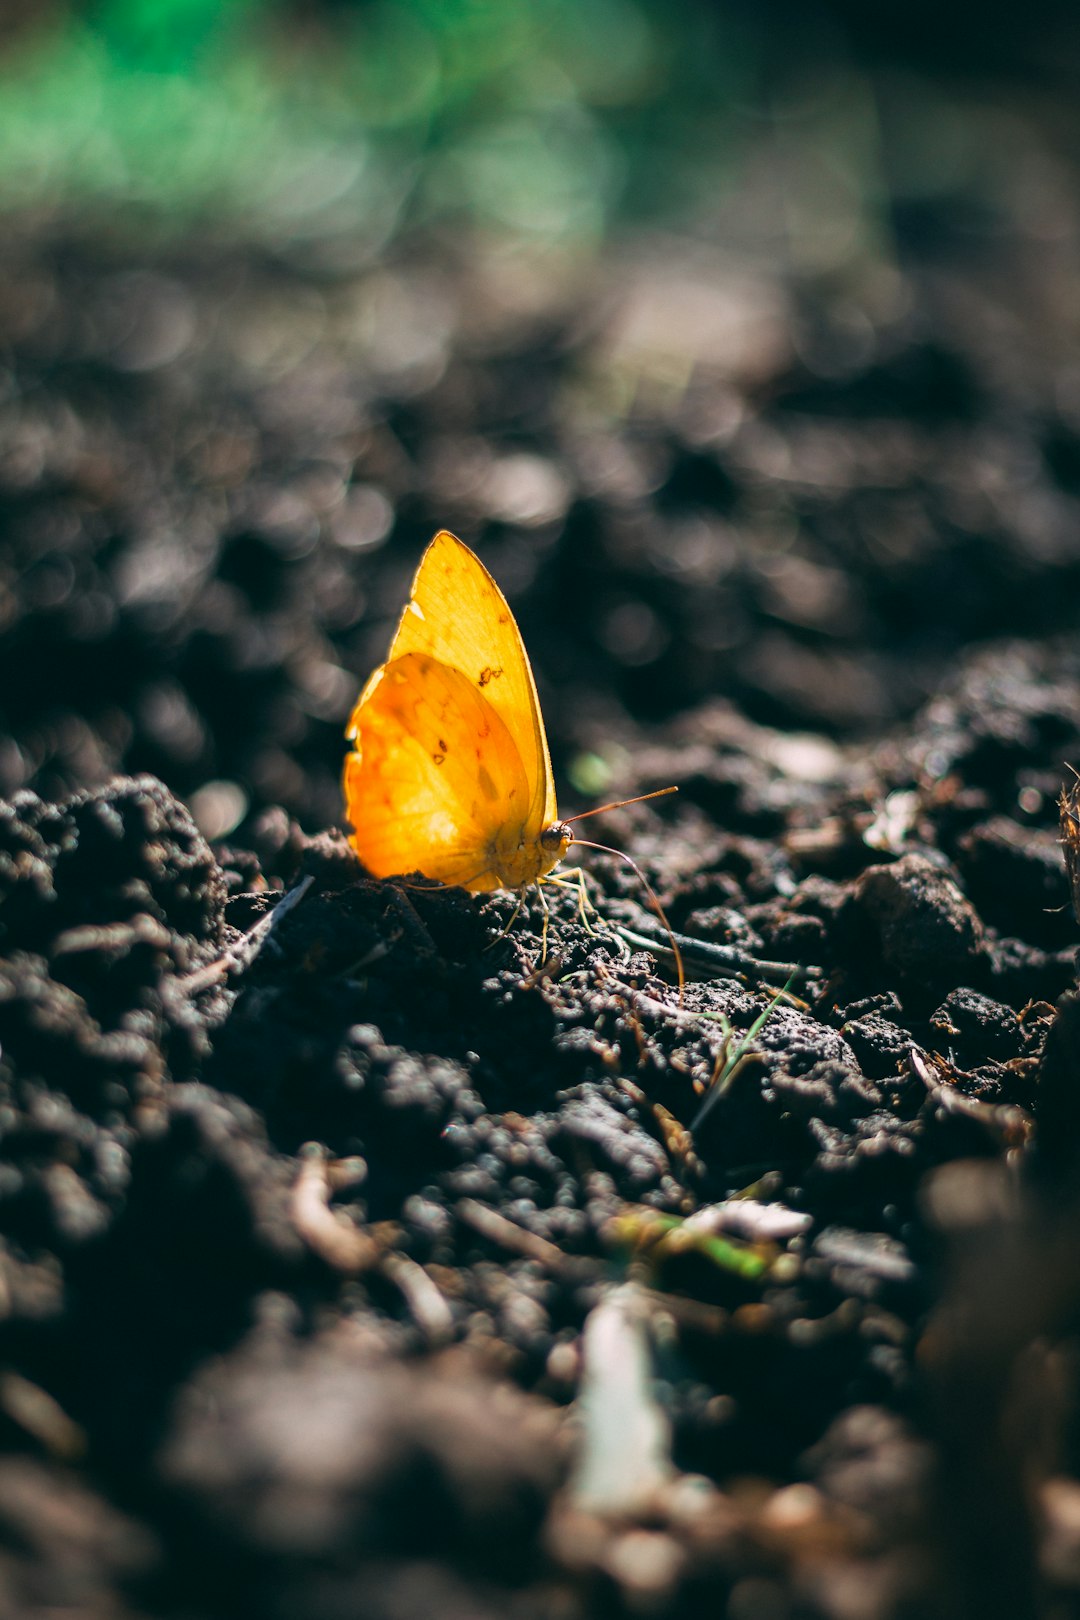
[347,651,535,890]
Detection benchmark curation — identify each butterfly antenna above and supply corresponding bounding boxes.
[563,786,678,825]
[571,837,685,1004]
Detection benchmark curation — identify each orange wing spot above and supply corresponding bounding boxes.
[478,665,503,686]
[432,752,446,766]
[477,765,499,802]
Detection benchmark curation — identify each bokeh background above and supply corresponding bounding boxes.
[4,0,1080,841]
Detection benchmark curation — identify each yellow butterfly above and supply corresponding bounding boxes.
[343,530,681,984]
[343,529,573,893]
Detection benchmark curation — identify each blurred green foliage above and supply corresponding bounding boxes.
[0,0,1062,271]
[0,0,716,246]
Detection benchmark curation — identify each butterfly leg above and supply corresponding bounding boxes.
[540,865,596,933]
[536,879,552,964]
[570,864,594,931]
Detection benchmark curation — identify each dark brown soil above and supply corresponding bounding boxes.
[3,218,1080,1619]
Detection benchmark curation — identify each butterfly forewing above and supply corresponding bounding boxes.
[357,531,556,833]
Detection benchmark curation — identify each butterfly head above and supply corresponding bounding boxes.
[540,821,573,863]
[537,829,573,881]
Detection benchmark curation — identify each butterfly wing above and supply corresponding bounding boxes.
[344,533,561,890]
[351,531,556,832]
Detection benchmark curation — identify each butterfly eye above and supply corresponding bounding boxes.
[540,822,572,853]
